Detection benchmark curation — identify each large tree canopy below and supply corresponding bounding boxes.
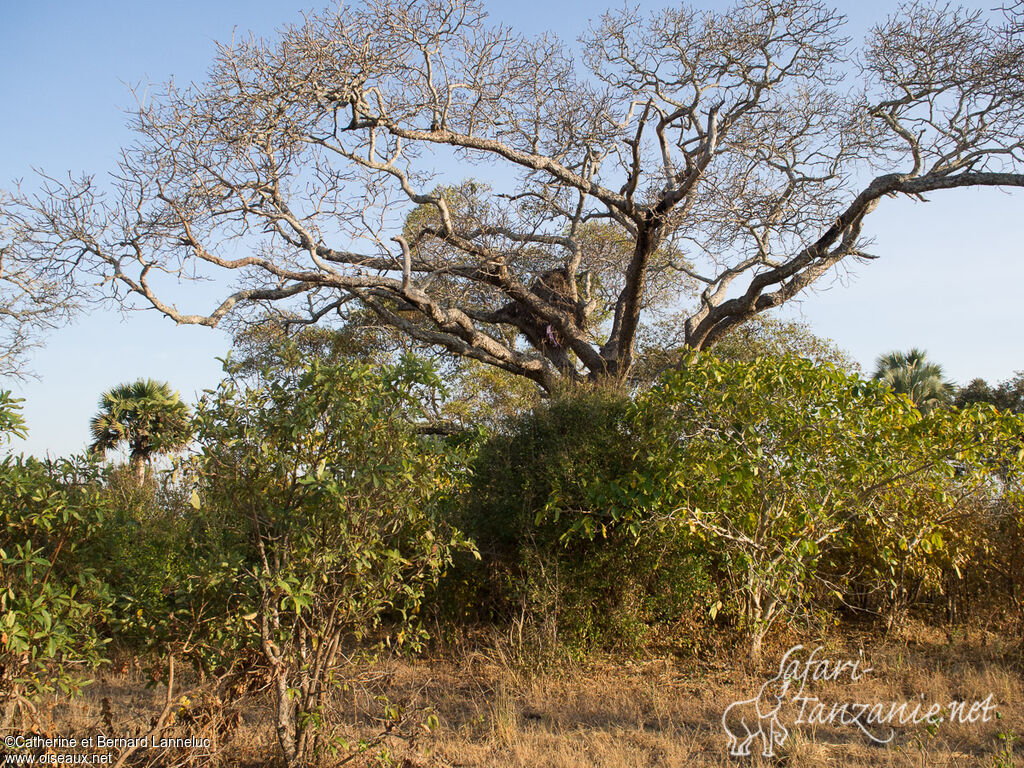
[4,0,1024,389]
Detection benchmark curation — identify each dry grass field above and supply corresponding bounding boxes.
[17,623,1023,768]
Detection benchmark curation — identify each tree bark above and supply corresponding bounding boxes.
[273,667,301,768]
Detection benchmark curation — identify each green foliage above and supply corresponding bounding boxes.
[833,401,1023,627]
[175,354,474,765]
[0,391,27,442]
[872,348,953,412]
[462,386,719,655]
[613,355,899,656]
[233,318,540,433]
[464,354,1024,659]
[0,396,111,721]
[955,372,1024,414]
[633,314,857,387]
[89,379,191,478]
[437,358,541,433]
[616,354,1022,653]
[230,317,403,378]
[713,315,858,370]
[92,467,192,648]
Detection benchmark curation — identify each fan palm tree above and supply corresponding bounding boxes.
[89,379,191,481]
[871,349,953,412]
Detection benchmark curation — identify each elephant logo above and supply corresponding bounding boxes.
[722,645,802,757]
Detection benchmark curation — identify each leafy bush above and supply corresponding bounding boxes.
[462,386,720,655]
[0,393,111,726]
[834,402,1024,628]
[93,466,193,649]
[608,354,1024,656]
[464,355,1024,660]
[174,356,474,767]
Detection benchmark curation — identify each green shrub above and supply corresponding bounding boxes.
[462,355,1024,660]
[93,466,193,649]
[0,393,111,725]
[173,355,474,767]
[608,354,1024,656]
[461,386,719,655]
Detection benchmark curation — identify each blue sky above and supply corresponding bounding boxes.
[2,0,1021,457]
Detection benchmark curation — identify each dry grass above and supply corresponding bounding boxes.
[16,623,1024,767]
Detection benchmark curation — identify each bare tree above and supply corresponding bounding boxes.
[0,189,81,379]
[4,0,1024,390]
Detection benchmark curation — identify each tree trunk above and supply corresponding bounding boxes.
[273,668,301,767]
[129,455,147,485]
[747,586,766,662]
[261,596,303,767]
[749,629,766,663]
